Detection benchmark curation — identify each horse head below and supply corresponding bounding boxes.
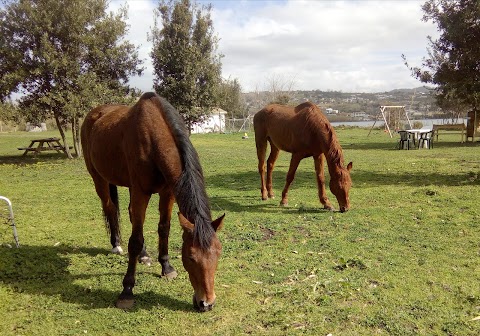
[179,212,225,312]
[329,161,353,212]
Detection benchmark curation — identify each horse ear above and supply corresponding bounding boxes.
[178,212,194,233]
[347,162,353,171]
[211,213,225,232]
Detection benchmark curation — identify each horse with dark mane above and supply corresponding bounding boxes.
[253,101,353,212]
[81,92,225,312]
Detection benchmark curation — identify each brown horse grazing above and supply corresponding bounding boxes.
[253,102,353,212]
[81,92,225,312]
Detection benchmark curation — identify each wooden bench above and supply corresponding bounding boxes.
[17,146,72,151]
[432,124,466,143]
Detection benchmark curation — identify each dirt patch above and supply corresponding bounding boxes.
[260,226,275,241]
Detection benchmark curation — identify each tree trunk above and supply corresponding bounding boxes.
[54,112,73,159]
[71,116,82,157]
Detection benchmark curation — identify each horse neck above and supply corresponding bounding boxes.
[307,113,344,174]
[325,151,344,177]
[320,132,345,176]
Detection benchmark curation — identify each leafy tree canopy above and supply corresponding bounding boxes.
[403,0,480,113]
[217,77,248,118]
[0,0,144,156]
[150,0,222,131]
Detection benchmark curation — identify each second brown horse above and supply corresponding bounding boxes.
[253,102,353,212]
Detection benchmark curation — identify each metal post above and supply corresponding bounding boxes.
[0,196,19,247]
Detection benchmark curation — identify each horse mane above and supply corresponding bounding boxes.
[301,103,345,168]
[141,92,214,249]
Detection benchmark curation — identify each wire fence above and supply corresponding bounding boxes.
[224,116,253,133]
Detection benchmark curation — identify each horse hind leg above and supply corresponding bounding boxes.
[255,133,269,200]
[106,184,124,254]
[97,183,151,263]
[157,189,177,279]
[93,179,123,254]
[266,142,280,199]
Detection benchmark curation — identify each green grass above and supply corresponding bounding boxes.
[0,128,479,335]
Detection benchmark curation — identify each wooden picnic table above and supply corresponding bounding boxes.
[18,137,72,156]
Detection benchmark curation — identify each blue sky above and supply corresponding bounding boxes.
[110,0,439,93]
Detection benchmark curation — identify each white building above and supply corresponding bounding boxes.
[325,108,339,114]
[352,112,367,118]
[191,108,227,134]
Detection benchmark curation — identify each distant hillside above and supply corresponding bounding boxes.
[243,86,438,119]
[387,86,433,95]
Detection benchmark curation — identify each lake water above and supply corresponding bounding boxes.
[330,118,467,128]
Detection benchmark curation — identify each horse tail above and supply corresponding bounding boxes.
[142,93,214,250]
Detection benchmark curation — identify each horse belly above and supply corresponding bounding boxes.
[268,127,313,156]
[86,117,131,187]
[90,143,130,187]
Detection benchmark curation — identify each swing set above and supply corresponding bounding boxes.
[368,105,412,138]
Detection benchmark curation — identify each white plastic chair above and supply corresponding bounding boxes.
[0,196,19,247]
[418,130,434,149]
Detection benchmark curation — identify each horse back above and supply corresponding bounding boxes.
[81,97,182,192]
[254,104,311,153]
[253,102,332,155]
[81,104,130,184]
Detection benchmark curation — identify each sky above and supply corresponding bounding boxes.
[109,0,439,93]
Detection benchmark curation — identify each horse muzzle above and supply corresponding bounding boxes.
[193,295,215,312]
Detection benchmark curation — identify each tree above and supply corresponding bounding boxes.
[402,0,480,118]
[217,77,247,118]
[264,74,296,105]
[150,0,222,132]
[0,100,21,131]
[0,0,144,157]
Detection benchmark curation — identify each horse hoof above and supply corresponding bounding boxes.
[280,201,288,207]
[139,256,152,266]
[111,246,123,254]
[115,298,135,309]
[163,270,178,280]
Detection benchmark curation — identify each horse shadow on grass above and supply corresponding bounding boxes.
[206,168,349,214]
[0,244,191,312]
[208,168,479,190]
[209,195,336,215]
[0,154,69,166]
[206,167,479,213]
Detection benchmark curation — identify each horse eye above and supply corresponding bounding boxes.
[188,255,196,262]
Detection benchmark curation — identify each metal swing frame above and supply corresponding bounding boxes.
[0,196,19,247]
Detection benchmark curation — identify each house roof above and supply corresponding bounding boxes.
[211,107,228,114]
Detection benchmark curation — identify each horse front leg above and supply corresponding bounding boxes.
[280,153,302,206]
[266,143,280,199]
[157,189,177,279]
[115,189,151,309]
[314,155,334,210]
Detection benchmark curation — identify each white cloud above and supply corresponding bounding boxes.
[110,0,438,93]
[109,0,156,92]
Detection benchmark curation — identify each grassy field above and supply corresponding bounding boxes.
[0,128,479,335]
